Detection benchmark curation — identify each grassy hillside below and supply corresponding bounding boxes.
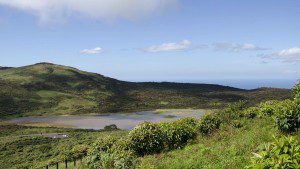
[0,84,298,169]
[0,63,292,118]
[1,97,298,168]
[139,117,282,168]
[0,124,127,168]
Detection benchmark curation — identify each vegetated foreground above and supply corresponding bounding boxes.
[0,62,292,118]
[0,83,299,169]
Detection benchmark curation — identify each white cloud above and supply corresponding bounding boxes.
[144,40,205,53]
[214,42,270,52]
[262,47,300,62]
[283,69,298,74]
[80,47,102,54]
[0,0,178,24]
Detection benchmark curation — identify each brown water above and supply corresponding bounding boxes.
[7,110,205,130]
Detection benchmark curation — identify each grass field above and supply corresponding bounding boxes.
[1,114,298,169]
[0,124,127,169]
[139,117,294,169]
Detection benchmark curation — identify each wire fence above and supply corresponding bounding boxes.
[42,157,86,169]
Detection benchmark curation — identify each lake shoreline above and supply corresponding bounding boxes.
[4,109,210,130]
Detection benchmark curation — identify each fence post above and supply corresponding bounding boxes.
[74,159,76,167]
[46,165,48,169]
[65,159,68,168]
[56,161,59,169]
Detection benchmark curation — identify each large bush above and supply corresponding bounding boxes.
[216,100,247,122]
[241,107,259,119]
[247,136,300,169]
[293,83,300,100]
[86,136,118,168]
[160,117,198,150]
[274,100,300,133]
[198,113,221,135]
[71,144,88,159]
[128,122,164,156]
[86,136,136,169]
[96,149,137,169]
[259,100,281,117]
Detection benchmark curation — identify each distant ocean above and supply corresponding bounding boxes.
[189,79,299,90]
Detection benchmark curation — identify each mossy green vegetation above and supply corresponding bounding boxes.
[139,117,278,169]
[0,63,292,118]
[1,93,299,168]
[163,115,176,118]
[84,83,299,169]
[246,136,300,169]
[0,125,127,168]
[293,83,300,100]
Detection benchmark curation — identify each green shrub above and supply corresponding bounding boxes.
[247,136,300,169]
[178,117,199,127]
[259,100,280,116]
[216,100,247,122]
[86,136,137,169]
[128,122,164,156]
[104,124,119,131]
[91,136,118,152]
[275,100,300,133]
[71,144,88,159]
[113,138,132,152]
[241,107,259,119]
[293,83,300,100]
[97,149,137,169]
[198,114,221,135]
[160,117,198,150]
[231,120,244,128]
[58,150,72,161]
[86,136,118,168]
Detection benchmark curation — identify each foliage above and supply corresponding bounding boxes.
[87,145,136,169]
[86,136,119,168]
[198,113,221,134]
[86,136,137,169]
[259,100,281,116]
[231,120,244,128]
[216,100,247,123]
[274,100,300,133]
[159,117,198,150]
[0,124,127,169]
[293,83,300,100]
[139,117,283,169]
[72,144,88,159]
[241,107,259,119]
[128,122,164,156]
[247,136,300,169]
[104,124,119,131]
[97,149,137,169]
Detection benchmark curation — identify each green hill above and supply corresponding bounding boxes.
[0,63,292,118]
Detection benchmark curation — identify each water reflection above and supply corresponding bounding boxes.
[8,110,205,130]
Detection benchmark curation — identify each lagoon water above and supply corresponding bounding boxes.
[7,110,204,130]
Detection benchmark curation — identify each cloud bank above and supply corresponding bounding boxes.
[0,0,178,24]
[214,42,270,52]
[262,47,300,62]
[144,40,205,53]
[80,47,102,54]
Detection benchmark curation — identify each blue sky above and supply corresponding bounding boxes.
[0,0,299,88]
